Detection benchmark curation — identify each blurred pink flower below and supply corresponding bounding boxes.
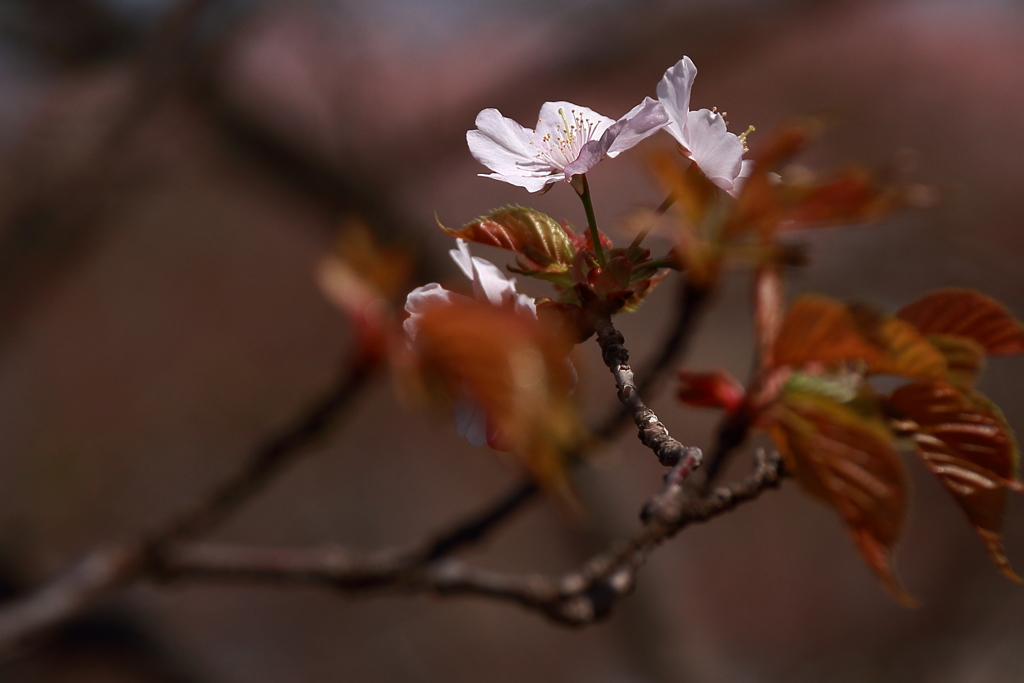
[467,98,667,192]
[404,239,536,447]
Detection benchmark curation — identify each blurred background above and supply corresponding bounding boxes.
[0,0,1023,680]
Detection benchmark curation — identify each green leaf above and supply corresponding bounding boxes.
[506,261,575,289]
[783,371,862,404]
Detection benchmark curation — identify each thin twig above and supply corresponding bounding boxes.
[0,0,224,341]
[595,319,703,471]
[0,357,375,655]
[0,545,143,653]
[0,234,715,647]
[0,279,709,648]
[415,480,538,565]
[688,410,754,495]
[595,279,708,441]
[151,359,377,546]
[154,452,784,626]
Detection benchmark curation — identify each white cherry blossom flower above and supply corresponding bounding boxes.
[404,239,536,447]
[467,98,667,192]
[404,240,535,343]
[657,57,751,195]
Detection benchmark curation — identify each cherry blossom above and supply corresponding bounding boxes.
[404,240,535,342]
[657,56,751,195]
[467,98,667,192]
[404,239,536,447]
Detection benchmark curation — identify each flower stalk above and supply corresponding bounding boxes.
[574,174,606,268]
[629,192,678,251]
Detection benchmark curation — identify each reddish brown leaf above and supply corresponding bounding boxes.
[648,150,720,227]
[887,381,1022,581]
[410,298,580,503]
[726,119,822,240]
[897,289,1024,356]
[771,297,946,382]
[563,220,613,256]
[781,167,907,230]
[848,304,947,381]
[677,369,745,413]
[438,207,575,271]
[645,151,725,287]
[619,269,670,314]
[754,265,785,371]
[761,389,913,604]
[317,221,412,357]
[772,296,889,370]
[925,334,987,390]
[746,120,820,171]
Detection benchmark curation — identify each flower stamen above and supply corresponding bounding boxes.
[738,125,755,152]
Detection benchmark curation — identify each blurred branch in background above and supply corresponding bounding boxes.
[0,254,735,652]
[154,451,780,626]
[0,0,223,345]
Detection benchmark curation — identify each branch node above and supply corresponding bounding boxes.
[559,574,587,595]
[555,596,595,625]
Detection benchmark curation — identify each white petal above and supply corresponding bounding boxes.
[656,57,697,147]
[448,239,475,280]
[685,109,745,191]
[467,109,538,173]
[450,240,537,313]
[727,160,756,198]
[605,97,669,157]
[470,256,518,307]
[563,98,668,176]
[468,109,555,192]
[403,283,459,340]
[478,170,559,193]
[513,291,538,318]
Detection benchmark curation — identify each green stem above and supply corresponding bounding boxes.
[576,174,606,268]
[629,191,677,251]
[635,258,682,274]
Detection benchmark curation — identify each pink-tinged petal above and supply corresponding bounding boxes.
[467,109,536,170]
[605,97,668,157]
[473,259,536,315]
[685,108,745,191]
[513,291,538,318]
[449,239,475,280]
[403,283,463,340]
[727,160,756,198]
[478,171,560,193]
[470,256,519,307]
[468,109,553,190]
[563,135,617,177]
[448,239,538,314]
[656,56,697,147]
